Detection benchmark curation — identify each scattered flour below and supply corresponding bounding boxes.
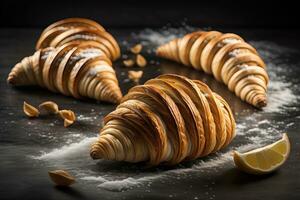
[33,137,97,160]
[263,80,298,113]
[89,65,115,76]
[77,114,98,122]
[31,26,299,192]
[82,174,161,191]
[98,177,142,191]
[132,25,198,48]
[81,176,108,182]
[136,27,299,113]
[31,112,286,192]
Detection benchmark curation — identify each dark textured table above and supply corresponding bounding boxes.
[0,28,299,200]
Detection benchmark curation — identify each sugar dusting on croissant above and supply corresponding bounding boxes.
[90,74,235,166]
[156,31,269,108]
[36,18,120,61]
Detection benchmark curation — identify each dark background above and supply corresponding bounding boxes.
[1,1,300,200]
[0,0,299,29]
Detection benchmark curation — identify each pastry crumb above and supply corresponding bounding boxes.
[136,54,147,67]
[130,44,142,54]
[23,101,40,118]
[48,170,75,186]
[39,101,59,114]
[123,59,135,67]
[128,70,143,83]
[59,110,76,127]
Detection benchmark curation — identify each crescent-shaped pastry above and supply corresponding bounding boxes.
[90,74,235,166]
[7,18,122,103]
[156,31,269,108]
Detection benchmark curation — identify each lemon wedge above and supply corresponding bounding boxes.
[233,133,290,175]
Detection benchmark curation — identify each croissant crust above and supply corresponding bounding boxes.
[91,74,236,166]
[7,18,122,103]
[156,31,269,108]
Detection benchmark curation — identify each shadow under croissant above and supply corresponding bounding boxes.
[10,85,119,107]
[159,60,257,113]
[93,150,232,174]
[214,167,277,186]
[64,121,100,131]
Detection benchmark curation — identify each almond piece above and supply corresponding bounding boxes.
[64,119,74,127]
[136,54,147,67]
[123,59,135,67]
[128,70,143,83]
[59,110,76,127]
[48,170,75,186]
[130,44,142,54]
[23,101,40,117]
[39,101,59,114]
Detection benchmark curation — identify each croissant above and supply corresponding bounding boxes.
[90,74,236,166]
[156,31,269,108]
[7,18,122,103]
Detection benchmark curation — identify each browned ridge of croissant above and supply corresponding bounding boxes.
[7,18,122,104]
[90,74,236,166]
[36,18,120,61]
[7,42,122,103]
[156,31,269,108]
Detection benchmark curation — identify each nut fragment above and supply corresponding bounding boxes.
[130,44,142,54]
[123,59,135,67]
[39,101,59,114]
[48,170,75,186]
[64,119,74,128]
[59,110,76,127]
[128,70,143,83]
[23,101,40,117]
[136,54,147,67]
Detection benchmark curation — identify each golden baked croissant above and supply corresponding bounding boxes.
[156,31,269,108]
[7,18,122,103]
[8,42,122,103]
[90,74,236,166]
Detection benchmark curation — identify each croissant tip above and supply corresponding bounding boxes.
[90,150,99,160]
[90,145,105,160]
[110,91,123,104]
[7,75,16,85]
[156,47,163,56]
[255,98,267,109]
[113,95,122,103]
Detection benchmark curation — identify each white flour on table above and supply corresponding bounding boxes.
[31,27,299,192]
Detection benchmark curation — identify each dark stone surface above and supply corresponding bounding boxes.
[0,28,299,200]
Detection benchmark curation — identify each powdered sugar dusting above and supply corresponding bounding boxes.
[32,137,97,160]
[251,41,300,113]
[31,26,300,192]
[77,48,103,59]
[264,80,298,113]
[98,177,143,191]
[136,27,299,113]
[132,25,198,49]
[222,38,241,44]
[89,65,114,76]
[77,114,98,122]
